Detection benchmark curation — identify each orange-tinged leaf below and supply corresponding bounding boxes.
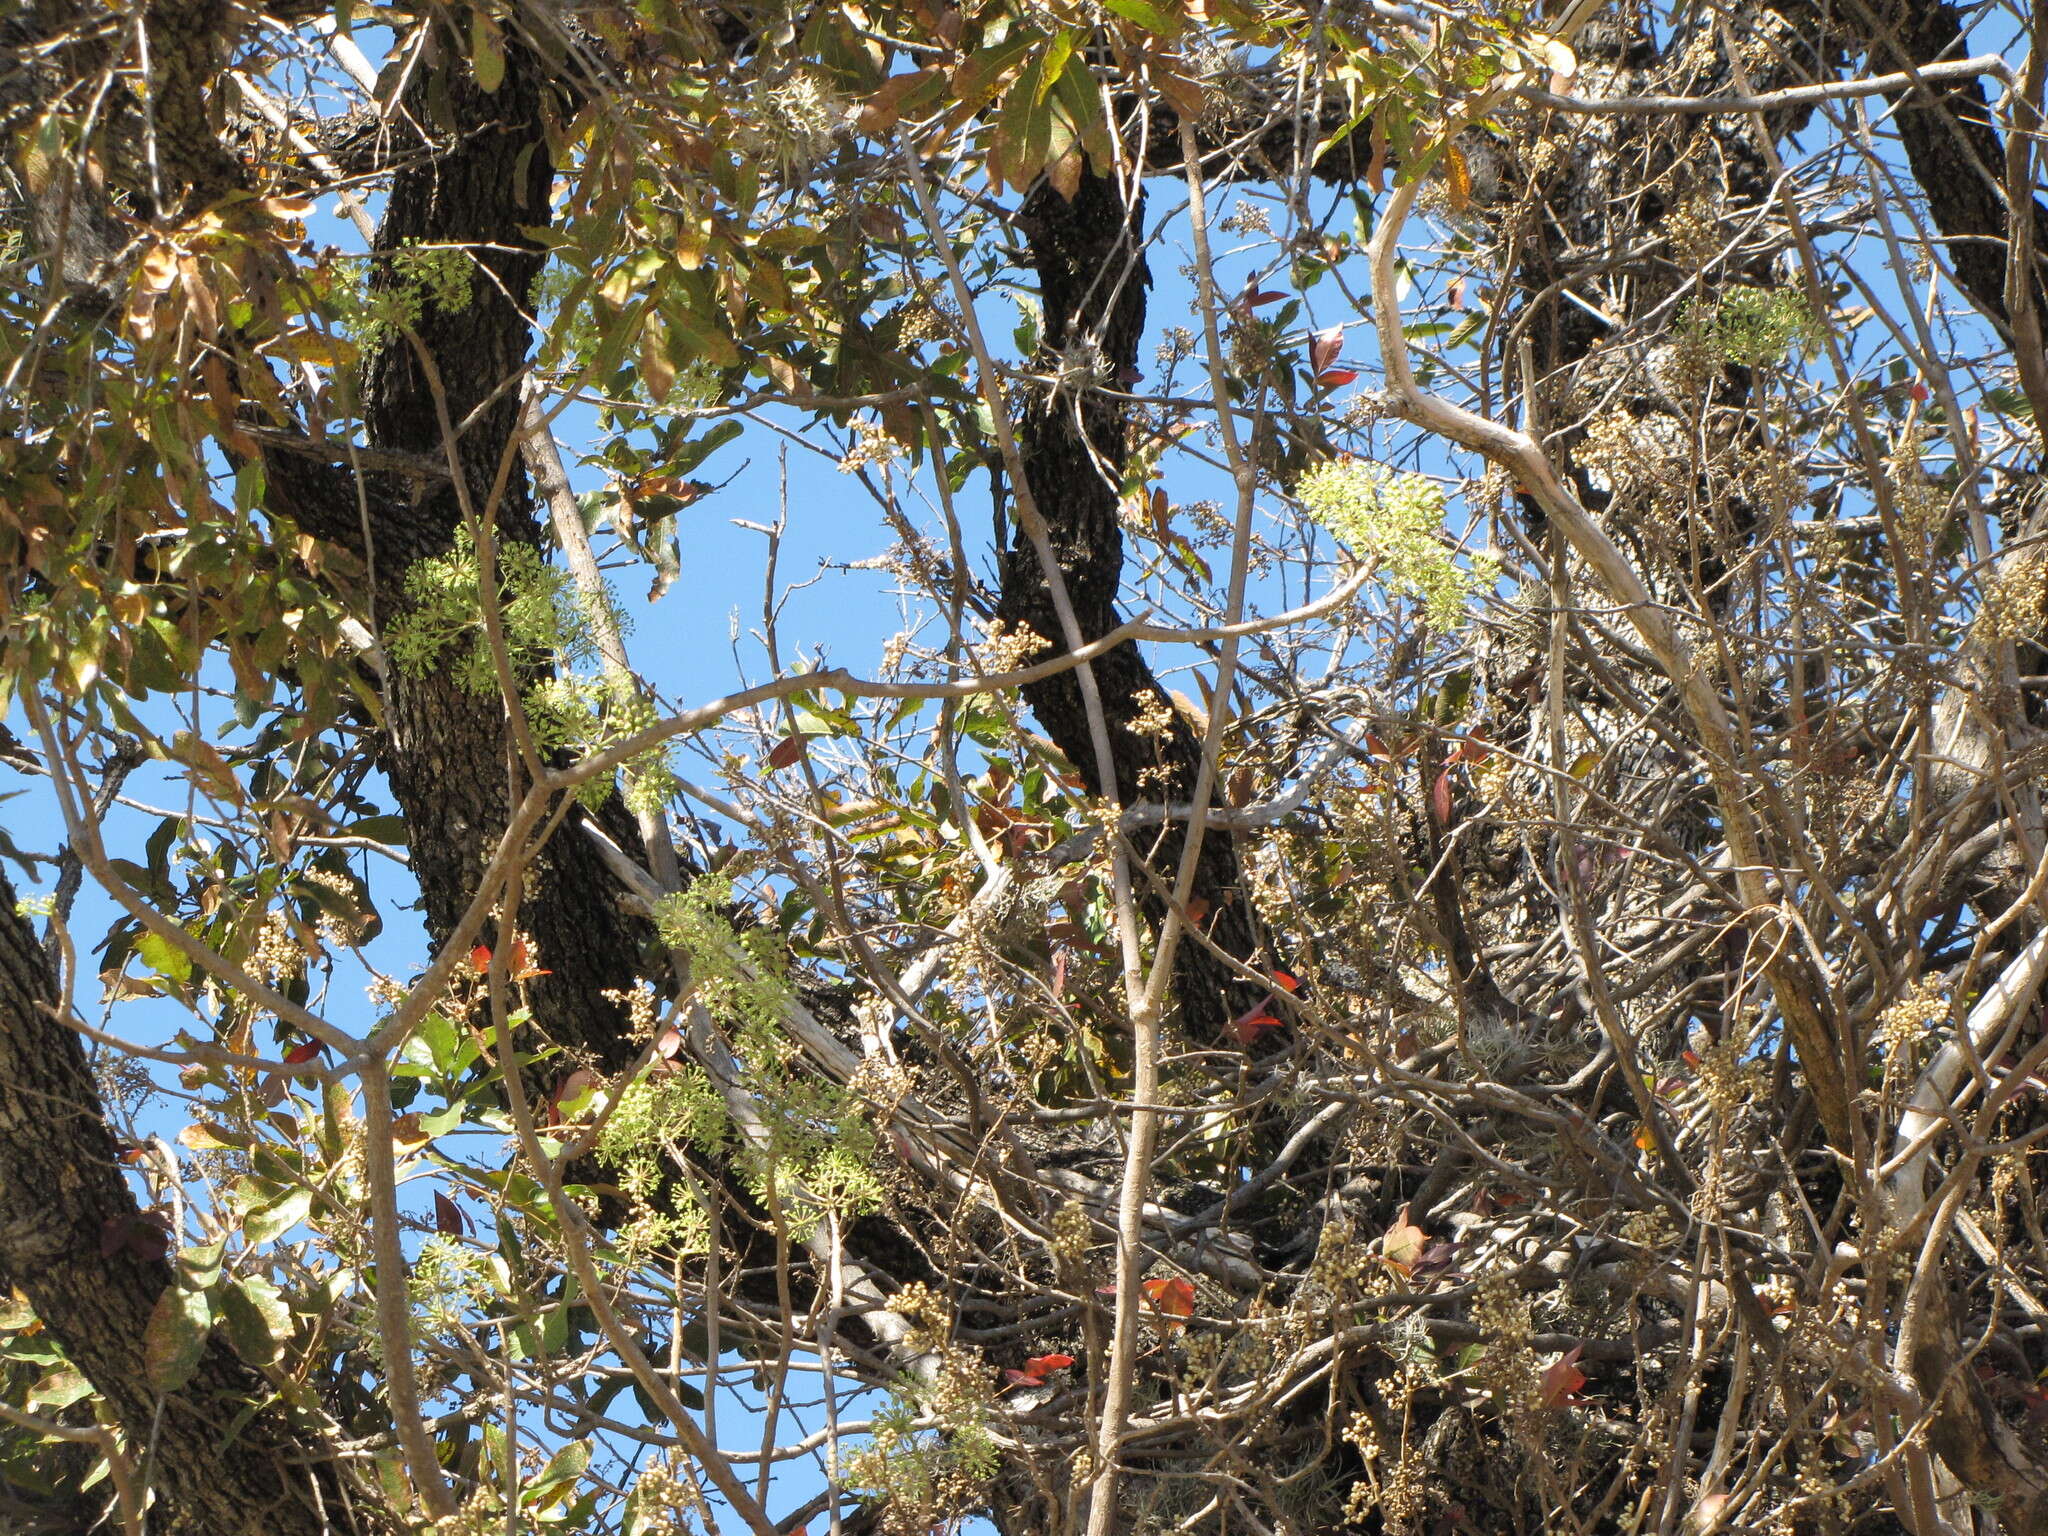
[1430,768,1454,825]
[1226,1000,1283,1045]
[1142,1276,1196,1321]
[1540,1343,1588,1407]
[858,66,946,136]
[509,936,549,980]
[470,943,493,971]
[1046,145,1084,202]
[641,312,677,403]
[1538,36,1578,84]
[138,244,179,294]
[1309,327,1343,376]
[1443,142,1472,211]
[551,1068,602,1124]
[1380,1210,1428,1271]
[1026,1353,1075,1374]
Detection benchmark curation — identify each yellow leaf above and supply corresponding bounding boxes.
[1046,145,1084,202]
[1540,36,1578,83]
[139,244,179,294]
[1443,143,1471,212]
[641,312,676,403]
[279,328,359,370]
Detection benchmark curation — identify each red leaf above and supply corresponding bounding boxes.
[767,735,806,770]
[1539,1344,1588,1408]
[469,944,493,971]
[506,937,550,980]
[1050,949,1070,1000]
[1026,1353,1075,1374]
[1004,1369,1046,1387]
[433,1191,468,1238]
[282,1041,324,1073]
[1241,287,1288,308]
[1226,999,1283,1045]
[654,1025,686,1060]
[1142,1276,1196,1321]
[1269,969,1302,994]
[1365,732,1391,760]
[1909,381,1930,403]
[1314,368,1358,387]
[1308,326,1343,376]
[1430,769,1454,825]
[1183,897,1209,925]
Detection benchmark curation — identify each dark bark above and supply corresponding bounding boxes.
[996,171,1264,1039]
[0,872,374,1536]
[260,24,657,1074]
[1858,0,2048,327]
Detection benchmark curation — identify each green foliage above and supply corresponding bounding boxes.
[385,525,587,692]
[1295,459,1490,626]
[653,876,883,1237]
[527,673,678,814]
[386,529,678,810]
[334,242,475,350]
[409,1233,498,1333]
[845,1373,1001,1529]
[1688,285,1823,368]
[595,1070,722,1256]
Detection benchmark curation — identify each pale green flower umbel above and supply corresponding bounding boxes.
[1295,459,1490,627]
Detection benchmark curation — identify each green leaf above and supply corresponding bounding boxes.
[528,1438,591,1503]
[419,1100,466,1137]
[1986,385,2037,420]
[26,1368,92,1411]
[952,35,1036,112]
[144,1284,213,1392]
[219,1275,292,1366]
[136,930,192,984]
[420,1009,459,1077]
[243,1186,314,1246]
[470,8,505,92]
[177,1238,226,1292]
[1101,0,1183,33]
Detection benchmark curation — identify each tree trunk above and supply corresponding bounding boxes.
[0,873,372,1536]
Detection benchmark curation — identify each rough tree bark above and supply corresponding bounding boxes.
[998,170,1265,1040]
[0,872,371,1536]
